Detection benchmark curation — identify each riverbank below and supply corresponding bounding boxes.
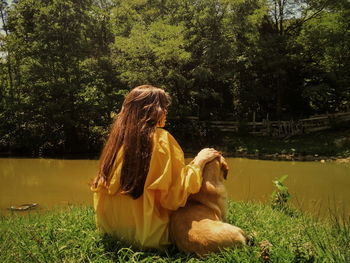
[1,127,349,162]
[182,127,350,162]
[1,202,349,262]
[216,127,350,162]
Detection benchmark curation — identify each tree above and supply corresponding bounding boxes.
[240,0,335,119]
[298,1,350,112]
[110,0,192,116]
[2,0,121,155]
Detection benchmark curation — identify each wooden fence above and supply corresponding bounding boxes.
[204,112,350,137]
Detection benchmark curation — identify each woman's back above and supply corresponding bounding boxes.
[92,128,203,248]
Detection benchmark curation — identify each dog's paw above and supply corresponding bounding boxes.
[259,240,273,262]
[245,231,257,247]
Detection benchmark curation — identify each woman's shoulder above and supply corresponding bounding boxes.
[154,128,181,151]
[155,128,172,140]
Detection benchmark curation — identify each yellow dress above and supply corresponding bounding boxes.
[91,128,202,249]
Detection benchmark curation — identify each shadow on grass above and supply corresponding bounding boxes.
[98,229,262,263]
[99,234,191,262]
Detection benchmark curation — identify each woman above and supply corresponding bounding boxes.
[92,85,220,249]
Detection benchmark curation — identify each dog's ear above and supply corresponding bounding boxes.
[220,157,229,180]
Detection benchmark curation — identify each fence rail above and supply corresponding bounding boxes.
[194,112,350,137]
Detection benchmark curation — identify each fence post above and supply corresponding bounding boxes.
[253,112,256,131]
[266,113,270,135]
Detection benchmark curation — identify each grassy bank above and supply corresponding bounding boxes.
[1,201,349,263]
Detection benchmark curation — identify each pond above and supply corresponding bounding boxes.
[1,158,349,218]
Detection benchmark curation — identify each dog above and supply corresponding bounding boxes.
[169,156,246,257]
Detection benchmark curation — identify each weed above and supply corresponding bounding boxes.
[271,175,291,209]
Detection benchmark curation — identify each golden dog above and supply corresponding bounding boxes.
[169,156,246,256]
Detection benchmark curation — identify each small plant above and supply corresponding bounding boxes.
[292,241,315,263]
[271,175,291,211]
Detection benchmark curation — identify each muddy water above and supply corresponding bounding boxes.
[0,158,349,217]
[226,158,350,217]
[0,158,98,215]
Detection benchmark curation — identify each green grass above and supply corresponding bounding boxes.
[1,202,349,263]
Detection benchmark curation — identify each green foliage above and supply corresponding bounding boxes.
[113,21,190,88]
[167,118,224,153]
[298,5,350,113]
[0,0,123,155]
[1,0,349,156]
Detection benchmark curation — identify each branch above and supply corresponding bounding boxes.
[285,1,329,34]
[274,0,279,30]
[0,2,9,35]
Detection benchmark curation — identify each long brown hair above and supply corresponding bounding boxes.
[94,85,170,199]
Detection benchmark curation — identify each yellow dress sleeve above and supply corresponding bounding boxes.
[145,129,202,211]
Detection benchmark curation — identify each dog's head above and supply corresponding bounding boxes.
[202,155,229,182]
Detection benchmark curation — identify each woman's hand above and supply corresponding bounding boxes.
[193,148,221,169]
